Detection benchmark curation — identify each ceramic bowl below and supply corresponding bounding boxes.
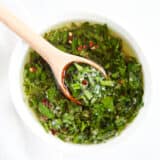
[9,13,151,153]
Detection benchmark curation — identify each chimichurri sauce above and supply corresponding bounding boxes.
[23,22,144,144]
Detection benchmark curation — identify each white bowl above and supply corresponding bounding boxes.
[9,13,151,153]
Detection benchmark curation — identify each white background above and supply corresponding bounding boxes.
[0,0,160,159]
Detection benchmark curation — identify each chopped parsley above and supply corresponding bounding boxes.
[23,22,144,144]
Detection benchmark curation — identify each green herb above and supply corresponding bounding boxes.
[23,22,144,144]
[38,103,54,119]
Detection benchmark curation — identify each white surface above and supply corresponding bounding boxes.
[0,0,159,160]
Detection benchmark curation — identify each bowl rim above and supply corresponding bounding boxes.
[9,12,152,153]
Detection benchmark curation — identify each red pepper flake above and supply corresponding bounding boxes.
[68,36,73,41]
[77,45,83,51]
[29,67,36,73]
[42,98,49,106]
[51,129,57,135]
[83,44,88,49]
[82,79,88,85]
[89,41,94,47]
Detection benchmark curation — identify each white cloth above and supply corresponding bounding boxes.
[0,0,160,159]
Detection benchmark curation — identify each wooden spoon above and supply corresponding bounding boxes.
[0,5,106,104]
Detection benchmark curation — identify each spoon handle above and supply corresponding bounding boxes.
[0,4,60,65]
